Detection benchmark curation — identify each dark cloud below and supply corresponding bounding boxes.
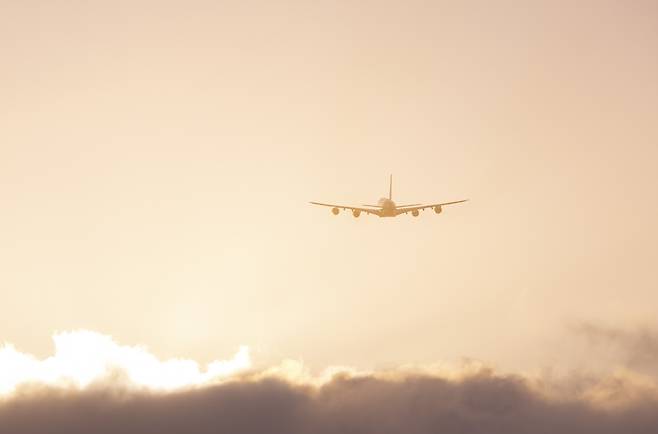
[1,370,658,434]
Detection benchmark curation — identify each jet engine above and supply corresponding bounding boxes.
[332,207,340,215]
[352,209,361,218]
[411,209,420,217]
[434,205,442,214]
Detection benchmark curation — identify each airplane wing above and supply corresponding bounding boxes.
[309,202,380,216]
[395,200,468,215]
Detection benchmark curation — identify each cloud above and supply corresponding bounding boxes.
[2,329,658,433]
[0,330,250,395]
[571,322,658,374]
[1,370,658,434]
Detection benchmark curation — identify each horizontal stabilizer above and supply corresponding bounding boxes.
[395,203,421,208]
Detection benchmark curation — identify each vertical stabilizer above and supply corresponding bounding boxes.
[389,174,393,200]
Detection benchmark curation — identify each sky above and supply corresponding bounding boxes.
[1,0,657,382]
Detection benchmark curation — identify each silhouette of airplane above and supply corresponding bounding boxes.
[310,175,468,218]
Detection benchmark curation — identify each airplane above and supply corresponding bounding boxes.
[310,175,468,218]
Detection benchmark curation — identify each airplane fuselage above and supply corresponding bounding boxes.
[377,197,397,217]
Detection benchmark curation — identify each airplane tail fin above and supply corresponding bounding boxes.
[389,174,393,200]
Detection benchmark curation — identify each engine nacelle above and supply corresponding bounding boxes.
[434,205,442,214]
[352,209,361,218]
[332,207,340,215]
[411,209,420,217]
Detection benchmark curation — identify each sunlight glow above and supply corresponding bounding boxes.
[0,330,250,395]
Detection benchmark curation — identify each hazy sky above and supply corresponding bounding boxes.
[1,0,657,373]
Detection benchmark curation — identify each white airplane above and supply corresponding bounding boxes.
[310,175,468,218]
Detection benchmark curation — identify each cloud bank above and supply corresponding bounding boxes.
[2,329,658,434]
[2,370,658,434]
